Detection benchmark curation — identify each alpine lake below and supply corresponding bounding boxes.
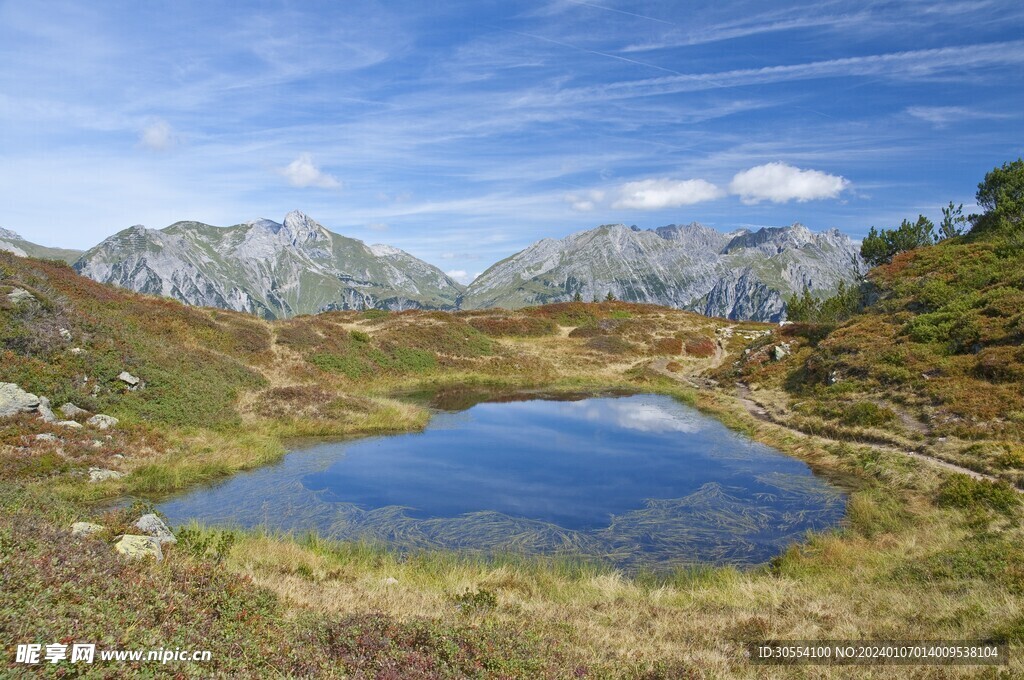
[158,392,846,571]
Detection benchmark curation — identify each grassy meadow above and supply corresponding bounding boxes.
[2,246,1024,677]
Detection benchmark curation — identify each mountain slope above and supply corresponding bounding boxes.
[461,222,860,321]
[74,211,464,318]
[0,228,83,264]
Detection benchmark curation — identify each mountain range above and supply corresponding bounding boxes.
[462,222,859,320]
[1,212,862,321]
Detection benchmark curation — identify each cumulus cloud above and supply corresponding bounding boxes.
[612,178,724,210]
[728,162,848,204]
[138,120,176,151]
[563,189,605,212]
[446,269,472,284]
[281,153,341,188]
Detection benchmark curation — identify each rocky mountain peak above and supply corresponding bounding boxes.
[0,227,22,240]
[281,210,328,245]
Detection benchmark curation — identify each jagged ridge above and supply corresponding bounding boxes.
[461,222,861,321]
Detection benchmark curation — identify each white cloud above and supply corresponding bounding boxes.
[563,189,605,212]
[728,162,848,204]
[612,178,723,210]
[139,120,176,151]
[367,222,389,231]
[281,153,341,188]
[446,269,472,284]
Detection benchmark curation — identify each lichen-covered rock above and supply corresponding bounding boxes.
[6,287,35,305]
[88,467,123,483]
[71,522,104,536]
[34,433,59,442]
[0,383,40,417]
[59,402,90,418]
[87,414,118,430]
[135,513,176,545]
[114,535,163,561]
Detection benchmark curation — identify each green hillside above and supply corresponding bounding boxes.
[3,162,1024,677]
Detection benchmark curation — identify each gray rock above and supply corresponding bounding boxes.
[117,371,140,387]
[0,382,40,417]
[134,514,176,545]
[59,402,89,418]
[71,521,104,536]
[114,535,163,561]
[58,328,72,341]
[88,467,123,483]
[34,433,59,442]
[6,287,35,305]
[57,420,83,429]
[69,347,83,355]
[87,414,118,430]
[826,370,841,386]
[772,344,791,361]
[37,396,57,424]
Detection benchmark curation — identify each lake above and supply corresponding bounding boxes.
[158,394,845,570]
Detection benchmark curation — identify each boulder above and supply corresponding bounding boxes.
[37,396,57,424]
[59,402,90,418]
[117,372,141,389]
[771,343,791,361]
[34,433,59,443]
[87,414,118,430]
[88,467,123,483]
[71,522,104,537]
[114,535,163,562]
[0,382,41,417]
[58,420,83,429]
[135,514,176,544]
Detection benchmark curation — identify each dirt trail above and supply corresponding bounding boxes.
[649,337,1008,487]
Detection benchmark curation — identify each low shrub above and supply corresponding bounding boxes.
[683,336,716,358]
[936,475,1020,515]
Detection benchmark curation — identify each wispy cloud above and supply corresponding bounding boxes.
[905,105,1009,127]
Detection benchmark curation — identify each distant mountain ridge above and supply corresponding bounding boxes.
[73,211,464,319]
[9,215,860,321]
[460,222,861,321]
[0,228,83,264]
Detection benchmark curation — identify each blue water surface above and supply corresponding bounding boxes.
[158,394,845,569]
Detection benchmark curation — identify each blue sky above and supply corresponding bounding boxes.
[1,1,1022,282]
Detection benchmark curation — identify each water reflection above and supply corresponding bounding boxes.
[158,394,845,569]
